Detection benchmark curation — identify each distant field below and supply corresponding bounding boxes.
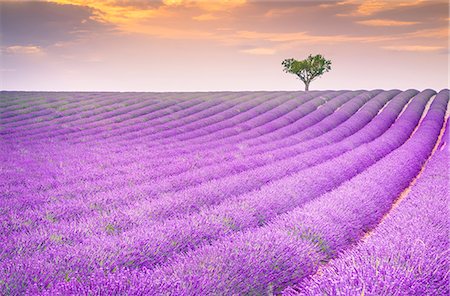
[1,90,448,295]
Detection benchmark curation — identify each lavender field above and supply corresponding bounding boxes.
[1,89,448,295]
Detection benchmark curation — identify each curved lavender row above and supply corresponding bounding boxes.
[6,91,337,195]
[112,91,349,149]
[0,92,84,120]
[123,91,352,152]
[3,89,431,293]
[63,91,282,144]
[21,91,352,198]
[51,92,246,143]
[186,90,372,146]
[10,92,220,143]
[0,92,41,109]
[240,91,392,155]
[36,90,383,205]
[1,92,171,136]
[0,92,128,124]
[1,98,162,142]
[119,89,405,223]
[6,91,224,141]
[0,92,124,127]
[114,91,357,163]
[104,90,432,266]
[128,91,341,145]
[77,89,447,296]
[0,90,361,232]
[91,91,303,146]
[0,92,308,194]
[287,119,449,296]
[11,89,392,231]
[0,96,90,126]
[0,93,163,141]
[0,89,410,199]
[0,91,99,111]
[3,94,201,143]
[93,91,350,169]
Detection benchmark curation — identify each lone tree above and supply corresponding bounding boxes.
[282,54,332,91]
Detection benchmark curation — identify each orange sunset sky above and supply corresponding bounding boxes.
[0,0,448,91]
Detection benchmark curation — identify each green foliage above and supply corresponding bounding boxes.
[282,54,332,90]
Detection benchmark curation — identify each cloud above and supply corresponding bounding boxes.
[336,0,426,17]
[163,0,246,11]
[0,1,112,47]
[240,47,276,55]
[263,7,300,18]
[405,27,448,39]
[233,30,394,44]
[2,0,446,58]
[357,19,420,26]
[48,0,165,25]
[192,13,219,21]
[2,45,43,55]
[47,0,245,26]
[381,45,445,52]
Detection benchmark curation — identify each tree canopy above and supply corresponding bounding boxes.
[282,54,332,91]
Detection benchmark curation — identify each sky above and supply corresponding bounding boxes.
[0,0,448,91]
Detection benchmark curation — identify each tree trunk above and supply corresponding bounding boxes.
[304,82,310,91]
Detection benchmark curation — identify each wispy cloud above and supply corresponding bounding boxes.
[405,27,448,39]
[263,7,300,18]
[48,0,245,25]
[192,13,219,21]
[382,45,445,52]
[233,30,394,44]
[240,47,276,55]
[336,0,426,17]
[357,19,420,26]
[3,45,43,55]
[163,0,246,11]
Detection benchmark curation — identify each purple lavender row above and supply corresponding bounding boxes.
[2,94,194,143]
[72,91,347,174]
[0,91,37,108]
[108,91,345,148]
[116,89,405,223]
[1,92,78,118]
[6,92,210,142]
[0,91,352,231]
[0,89,408,201]
[0,93,298,204]
[0,96,83,125]
[1,92,121,126]
[0,92,300,193]
[3,90,432,293]
[2,92,125,127]
[72,89,448,296]
[137,90,358,151]
[286,117,449,296]
[73,91,303,145]
[8,89,390,232]
[0,91,58,107]
[30,92,238,142]
[6,92,332,194]
[1,92,168,134]
[0,91,99,110]
[113,92,350,157]
[113,91,337,145]
[23,91,350,200]
[48,91,279,144]
[35,90,381,207]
